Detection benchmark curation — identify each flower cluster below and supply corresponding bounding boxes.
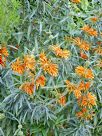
[39,52,58,77]
[75,66,94,79]
[73,37,90,51]
[66,79,96,120]
[82,25,98,37]
[51,45,70,59]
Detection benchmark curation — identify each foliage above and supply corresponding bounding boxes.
[0,0,20,42]
[0,0,102,136]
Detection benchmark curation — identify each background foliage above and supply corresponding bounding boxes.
[0,0,102,136]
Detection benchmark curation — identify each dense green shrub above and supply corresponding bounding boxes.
[0,0,102,136]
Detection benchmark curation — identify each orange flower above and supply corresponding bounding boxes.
[74,89,82,99]
[75,66,94,79]
[58,96,66,106]
[39,52,58,76]
[85,69,94,79]
[73,37,90,51]
[51,45,62,56]
[76,108,94,120]
[39,52,49,64]
[81,25,98,37]
[61,50,70,59]
[36,75,46,89]
[75,66,85,77]
[51,45,70,59]
[47,63,58,77]
[66,80,76,93]
[78,81,91,92]
[0,46,9,57]
[90,17,98,23]
[80,52,88,59]
[71,0,80,3]
[39,52,49,71]
[24,55,36,70]
[11,58,25,74]
[78,92,96,108]
[19,82,34,95]
[76,108,87,119]
[0,46,9,67]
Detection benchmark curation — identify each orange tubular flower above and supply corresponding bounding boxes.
[36,75,46,89]
[58,96,66,106]
[78,81,91,92]
[0,46,9,57]
[19,82,34,95]
[85,69,94,79]
[78,92,96,108]
[24,55,36,70]
[81,25,98,37]
[90,17,98,23]
[61,50,70,59]
[66,80,76,93]
[73,37,90,51]
[39,52,58,77]
[71,0,80,3]
[39,52,49,71]
[51,45,63,56]
[11,58,25,74]
[76,108,94,120]
[74,89,82,99]
[75,66,85,77]
[0,46,9,67]
[47,63,58,77]
[75,66,94,79]
[80,52,88,59]
[51,45,70,59]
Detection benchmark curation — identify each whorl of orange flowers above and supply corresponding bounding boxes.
[75,66,94,79]
[76,108,95,120]
[66,79,96,120]
[71,0,80,3]
[11,55,35,74]
[73,37,90,51]
[51,45,70,59]
[36,75,46,89]
[19,82,34,95]
[81,25,98,37]
[39,52,58,77]
[78,81,91,92]
[24,55,36,70]
[11,58,25,74]
[66,80,91,99]
[78,92,96,108]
